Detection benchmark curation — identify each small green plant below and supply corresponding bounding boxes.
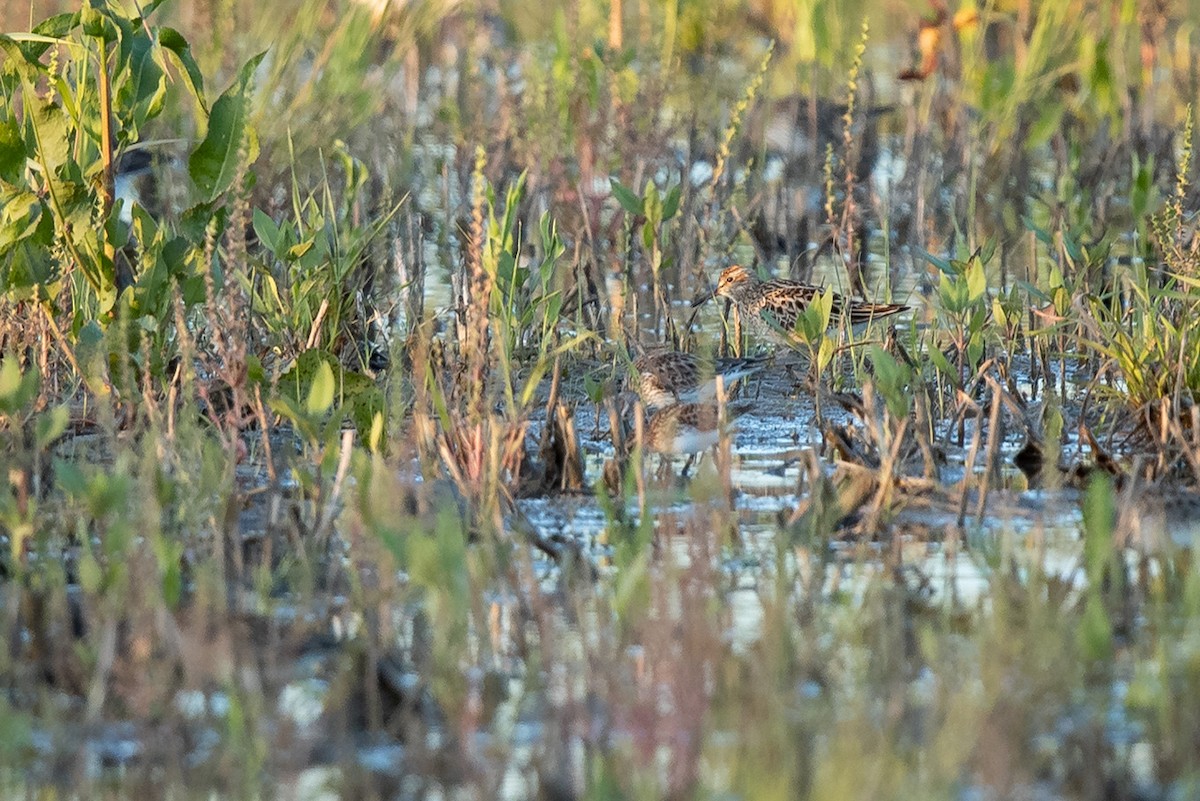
[924,245,993,388]
[1069,108,1200,477]
[611,175,682,336]
[0,356,68,571]
[248,142,403,371]
[0,2,262,392]
[784,286,836,382]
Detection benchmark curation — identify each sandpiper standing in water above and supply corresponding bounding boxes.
[643,400,753,456]
[694,264,909,347]
[631,350,769,411]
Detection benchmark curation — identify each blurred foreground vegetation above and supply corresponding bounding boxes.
[2,0,1200,798]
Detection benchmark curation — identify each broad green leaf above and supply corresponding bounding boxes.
[1082,473,1116,575]
[0,190,48,255]
[869,345,912,419]
[350,386,385,441]
[0,35,43,76]
[939,274,965,314]
[1028,101,1065,149]
[0,118,24,180]
[27,98,71,170]
[1078,592,1113,662]
[252,208,279,252]
[54,459,87,497]
[929,347,957,386]
[978,237,997,267]
[1022,215,1053,245]
[81,0,129,43]
[158,28,207,110]
[966,259,986,303]
[138,0,172,22]
[643,181,660,226]
[77,552,102,595]
[610,178,642,215]
[1016,280,1050,303]
[0,357,22,403]
[286,239,315,261]
[992,297,1009,328]
[35,404,69,448]
[582,372,604,404]
[306,359,336,415]
[662,184,681,220]
[368,410,384,453]
[116,31,166,133]
[189,51,266,200]
[816,337,835,371]
[920,249,954,275]
[967,331,984,367]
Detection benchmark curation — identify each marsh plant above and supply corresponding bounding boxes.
[3,1,1200,799]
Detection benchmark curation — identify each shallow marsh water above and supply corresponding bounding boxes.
[5,2,1200,799]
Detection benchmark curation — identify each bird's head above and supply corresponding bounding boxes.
[692,264,760,308]
[714,265,759,300]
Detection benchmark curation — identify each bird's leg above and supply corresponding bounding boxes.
[656,455,673,482]
[680,453,697,478]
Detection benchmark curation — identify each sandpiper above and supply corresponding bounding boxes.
[694,265,909,345]
[644,401,753,455]
[631,350,769,411]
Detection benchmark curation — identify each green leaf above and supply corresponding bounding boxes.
[583,372,604,404]
[350,385,385,441]
[0,189,48,256]
[939,274,965,314]
[368,410,384,453]
[921,249,954,275]
[306,359,336,415]
[1022,215,1053,245]
[0,357,23,404]
[1082,473,1115,575]
[967,332,984,368]
[158,28,207,111]
[78,551,102,594]
[252,208,279,252]
[188,51,266,200]
[870,345,912,419]
[81,1,122,42]
[54,459,87,498]
[816,337,835,371]
[643,181,660,226]
[35,405,69,449]
[116,30,166,133]
[1016,280,1051,303]
[662,184,681,220]
[1077,591,1113,662]
[929,348,958,386]
[286,239,315,262]
[1028,101,1065,149]
[137,0,172,20]
[610,178,643,216]
[27,98,72,171]
[978,237,997,267]
[966,259,987,303]
[992,297,1009,328]
[0,119,25,180]
[34,12,80,38]
[641,219,655,251]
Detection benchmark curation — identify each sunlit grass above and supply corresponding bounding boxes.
[2,0,1200,798]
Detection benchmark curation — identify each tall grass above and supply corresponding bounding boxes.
[2,0,1200,799]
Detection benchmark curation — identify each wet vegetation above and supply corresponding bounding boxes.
[3,0,1200,797]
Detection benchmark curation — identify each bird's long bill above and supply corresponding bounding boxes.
[691,288,715,308]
